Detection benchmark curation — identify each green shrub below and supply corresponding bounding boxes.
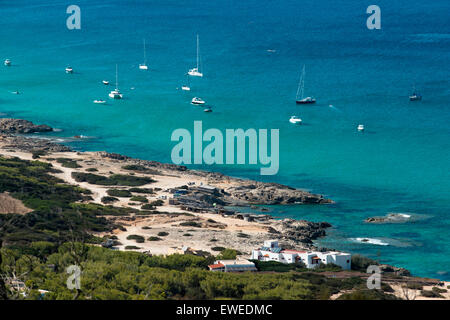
[126,234,145,243]
[237,232,250,238]
[72,172,155,186]
[183,233,192,237]
[85,168,98,172]
[149,199,164,206]
[180,221,201,228]
[128,187,154,194]
[56,158,81,168]
[124,245,141,250]
[101,196,119,204]
[130,196,148,203]
[421,290,443,298]
[211,246,226,252]
[107,189,132,197]
[141,204,156,210]
[148,236,162,241]
[157,232,169,237]
[351,254,378,271]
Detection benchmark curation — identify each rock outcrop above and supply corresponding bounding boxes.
[0,118,53,134]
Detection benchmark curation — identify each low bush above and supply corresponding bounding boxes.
[107,189,132,197]
[157,232,169,237]
[130,196,148,203]
[148,236,162,241]
[72,172,155,186]
[126,234,145,243]
[101,196,119,204]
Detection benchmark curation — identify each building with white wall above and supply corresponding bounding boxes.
[208,259,257,272]
[251,240,351,270]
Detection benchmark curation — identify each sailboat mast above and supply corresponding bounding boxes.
[143,39,147,65]
[296,65,306,100]
[115,64,118,90]
[196,34,199,70]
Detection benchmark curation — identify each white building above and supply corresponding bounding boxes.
[251,240,351,270]
[208,259,257,272]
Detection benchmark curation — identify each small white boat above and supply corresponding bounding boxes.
[204,106,212,112]
[181,74,191,91]
[188,34,203,77]
[4,59,11,66]
[289,116,302,125]
[65,66,73,73]
[109,64,123,99]
[139,39,149,70]
[93,100,106,104]
[102,80,109,85]
[357,124,365,131]
[191,97,205,105]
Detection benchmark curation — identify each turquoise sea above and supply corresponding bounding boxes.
[1,0,449,279]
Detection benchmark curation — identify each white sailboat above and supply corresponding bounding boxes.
[109,64,123,99]
[295,65,316,104]
[65,66,73,74]
[139,39,149,70]
[188,34,203,77]
[4,59,11,66]
[357,124,365,132]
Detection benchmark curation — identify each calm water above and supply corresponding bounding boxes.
[1,0,449,279]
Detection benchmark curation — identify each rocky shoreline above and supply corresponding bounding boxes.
[0,118,417,277]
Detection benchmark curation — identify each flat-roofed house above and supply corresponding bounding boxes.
[251,241,351,270]
[208,259,257,272]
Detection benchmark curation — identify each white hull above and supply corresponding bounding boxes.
[109,90,123,99]
[4,59,11,66]
[188,69,203,77]
[357,125,365,131]
[191,97,205,105]
[181,86,191,91]
[289,116,302,125]
[102,80,109,85]
[139,64,148,70]
[93,100,106,104]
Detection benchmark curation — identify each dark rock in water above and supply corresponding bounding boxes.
[0,118,53,134]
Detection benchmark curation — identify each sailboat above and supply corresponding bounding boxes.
[139,39,149,70]
[188,34,203,77]
[182,74,191,91]
[295,65,316,104]
[65,66,73,74]
[409,85,422,101]
[4,59,11,66]
[109,64,123,99]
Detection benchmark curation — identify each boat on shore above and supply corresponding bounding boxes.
[295,65,316,104]
[188,34,203,77]
[109,64,123,99]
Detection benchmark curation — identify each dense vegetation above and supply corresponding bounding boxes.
[71,172,155,186]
